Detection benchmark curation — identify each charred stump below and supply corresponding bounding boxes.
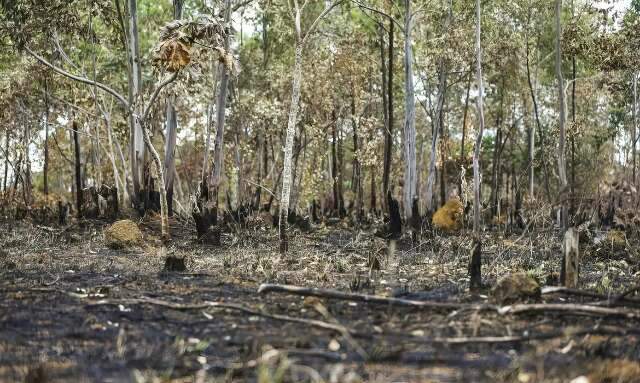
[192,181,220,245]
[469,238,482,290]
[387,191,402,239]
[58,201,71,225]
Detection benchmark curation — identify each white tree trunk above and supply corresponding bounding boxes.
[127,0,144,200]
[473,0,485,235]
[279,42,304,253]
[555,0,568,231]
[402,0,417,221]
[210,0,231,194]
[139,117,169,241]
[633,72,637,185]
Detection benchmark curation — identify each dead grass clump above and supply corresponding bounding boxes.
[490,272,540,304]
[104,220,143,249]
[432,198,463,231]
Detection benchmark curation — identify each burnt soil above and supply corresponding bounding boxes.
[1,217,640,382]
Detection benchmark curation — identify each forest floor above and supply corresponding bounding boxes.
[1,216,640,383]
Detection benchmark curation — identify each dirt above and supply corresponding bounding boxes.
[1,218,639,382]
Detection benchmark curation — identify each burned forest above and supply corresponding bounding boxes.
[1,0,640,382]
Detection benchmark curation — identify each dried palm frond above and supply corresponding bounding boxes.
[153,15,237,74]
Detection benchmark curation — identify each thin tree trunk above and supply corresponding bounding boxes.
[633,72,638,185]
[3,129,8,192]
[525,27,551,201]
[163,0,184,217]
[490,82,504,218]
[43,80,49,196]
[337,114,345,216]
[379,23,388,212]
[104,113,123,202]
[555,0,568,231]
[139,117,169,240]
[331,110,339,213]
[525,94,535,197]
[402,0,417,221]
[351,90,363,220]
[164,98,178,216]
[382,18,394,208]
[470,0,485,289]
[72,121,83,217]
[570,0,576,209]
[459,70,471,198]
[22,111,32,206]
[210,0,232,214]
[127,0,144,205]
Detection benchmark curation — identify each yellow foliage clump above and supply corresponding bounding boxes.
[605,229,627,250]
[432,198,463,231]
[491,215,506,225]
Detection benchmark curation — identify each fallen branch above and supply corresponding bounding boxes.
[542,286,640,307]
[612,284,640,305]
[408,326,639,345]
[88,297,361,336]
[498,303,640,319]
[258,283,485,310]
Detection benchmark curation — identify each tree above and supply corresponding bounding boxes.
[278,0,342,253]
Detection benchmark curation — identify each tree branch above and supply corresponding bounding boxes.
[142,71,179,120]
[25,46,130,109]
[301,0,345,44]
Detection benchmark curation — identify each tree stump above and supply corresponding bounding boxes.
[563,227,579,288]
